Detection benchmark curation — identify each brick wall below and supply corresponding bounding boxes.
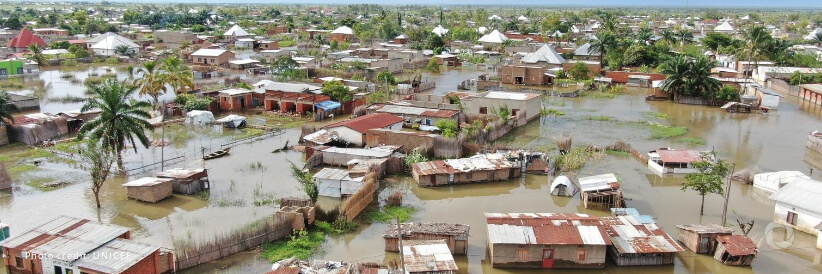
[604,71,666,83]
[365,129,435,154]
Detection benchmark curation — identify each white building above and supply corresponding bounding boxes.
[321,113,404,146]
[753,171,809,193]
[235,38,254,48]
[769,178,822,239]
[90,33,140,56]
[313,168,365,198]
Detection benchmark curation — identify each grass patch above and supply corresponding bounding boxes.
[605,150,631,157]
[583,115,613,122]
[551,146,605,172]
[260,115,310,128]
[677,137,706,146]
[193,190,210,201]
[235,128,265,140]
[53,140,82,153]
[261,230,325,261]
[649,124,688,140]
[8,165,37,176]
[642,111,670,120]
[583,91,617,99]
[541,109,566,116]
[364,206,417,224]
[548,100,566,106]
[316,219,358,235]
[214,199,246,207]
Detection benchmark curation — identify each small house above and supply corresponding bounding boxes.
[627,75,652,87]
[676,224,735,254]
[753,171,809,193]
[190,49,235,66]
[411,154,520,187]
[90,33,140,56]
[185,110,215,125]
[311,145,400,166]
[0,216,171,274]
[647,148,704,174]
[217,88,253,110]
[322,113,404,146]
[753,86,782,110]
[235,38,255,48]
[713,235,758,266]
[259,40,279,50]
[402,240,458,274]
[501,65,548,86]
[579,173,623,209]
[769,178,822,236]
[601,209,684,266]
[458,91,542,122]
[122,177,173,203]
[384,222,470,255]
[223,25,250,40]
[478,29,509,45]
[313,168,364,198]
[155,168,209,195]
[520,44,565,69]
[365,129,437,154]
[366,103,460,127]
[7,28,46,52]
[228,59,261,70]
[485,213,610,269]
[330,26,354,43]
[434,53,461,66]
[0,59,39,77]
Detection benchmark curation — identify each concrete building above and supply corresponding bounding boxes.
[90,33,140,56]
[153,30,199,49]
[0,216,172,274]
[384,223,470,255]
[411,154,520,187]
[7,28,47,53]
[458,91,542,122]
[769,178,822,237]
[366,103,460,127]
[485,213,610,269]
[190,49,235,66]
[501,65,547,86]
[676,224,735,254]
[322,113,404,146]
[330,26,354,43]
[217,88,254,111]
[122,177,173,203]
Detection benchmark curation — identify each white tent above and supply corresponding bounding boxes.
[550,176,575,196]
[90,33,140,56]
[185,110,214,125]
[521,44,565,65]
[714,21,735,33]
[478,30,508,44]
[223,25,249,37]
[331,26,354,35]
[215,114,247,128]
[432,25,449,37]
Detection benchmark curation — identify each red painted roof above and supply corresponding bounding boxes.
[8,28,47,49]
[716,235,758,256]
[657,149,702,164]
[323,113,403,134]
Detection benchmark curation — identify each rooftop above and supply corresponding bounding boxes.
[368,104,459,118]
[0,216,129,262]
[482,91,540,101]
[319,146,399,158]
[384,222,470,238]
[579,173,620,192]
[769,178,822,214]
[402,240,458,273]
[73,238,159,273]
[191,48,230,57]
[716,235,758,256]
[676,224,735,234]
[121,177,172,187]
[655,149,703,163]
[218,88,252,96]
[323,113,404,134]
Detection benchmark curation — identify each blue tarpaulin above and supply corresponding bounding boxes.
[315,101,341,111]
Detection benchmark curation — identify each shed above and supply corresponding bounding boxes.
[601,210,684,266]
[754,86,782,109]
[411,154,520,187]
[713,235,757,266]
[384,223,470,255]
[676,224,735,254]
[627,75,651,87]
[402,240,458,274]
[550,176,575,196]
[579,173,623,209]
[753,171,809,193]
[185,110,215,125]
[155,168,209,195]
[122,177,173,203]
[647,148,704,174]
[313,168,364,198]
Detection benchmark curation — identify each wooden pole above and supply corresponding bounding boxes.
[721,164,736,226]
[397,216,407,274]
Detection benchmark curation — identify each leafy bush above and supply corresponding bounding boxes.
[105,57,120,65]
[182,97,211,111]
[435,118,459,137]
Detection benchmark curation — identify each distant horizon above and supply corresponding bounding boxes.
[18,0,822,9]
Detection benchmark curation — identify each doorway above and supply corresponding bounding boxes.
[542,249,554,268]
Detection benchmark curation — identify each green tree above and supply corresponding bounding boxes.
[740,26,772,81]
[79,138,116,208]
[50,41,70,49]
[426,34,445,50]
[811,33,822,46]
[321,80,352,103]
[376,71,396,85]
[0,92,22,125]
[289,161,317,203]
[659,29,676,46]
[659,56,721,98]
[78,79,153,171]
[425,57,440,73]
[589,31,617,64]
[68,45,90,58]
[27,44,48,67]
[568,62,592,80]
[682,152,730,215]
[159,56,194,94]
[435,119,459,137]
[701,33,734,51]
[114,45,132,56]
[134,61,165,108]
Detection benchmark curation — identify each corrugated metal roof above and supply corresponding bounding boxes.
[657,149,702,164]
[716,235,758,256]
[313,168,349,180]
[402,240,458,273]
[384,222,470,238]
[368,104,459,118]
[414,154,514,176]
[676,224,735,234]
[579,173,620,192]
[320,146,398,158]
[155,168,207,179]
[122,177,172,187]
[601,215,684,254]
[486,213,610,246]
[73,238,158,273]
[769,178,822,215]
[487,224,537,244]
[483,91,540,101]
[323,113,404,134]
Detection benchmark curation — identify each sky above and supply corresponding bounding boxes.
[54,0,822,9]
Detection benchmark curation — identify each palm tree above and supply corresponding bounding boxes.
[78,79,153,171]
[28,44,47,67]
[677,30,694,46]
[660,56,722,99]
[686,57,722,98]
[589,31,617,64]
[135,61,165,108]
[0,92,21,125]
[741,26,771,81]
[659,56,691,98]
[159,56,194,95]
[660,29,676,46]
[636,27,653,45]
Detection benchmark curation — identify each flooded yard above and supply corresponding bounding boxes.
[3,65,822,274]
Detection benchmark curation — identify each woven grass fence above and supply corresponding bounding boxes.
[340,167,378,221]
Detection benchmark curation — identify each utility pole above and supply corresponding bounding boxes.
[160,124,165,171]
[721,163,736,225]
[396,217,407,274]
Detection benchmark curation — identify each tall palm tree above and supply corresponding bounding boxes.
[78,79,153,171]
[135,61,165,108]
[677,30,694,46]
[589,31,617,64]
[659,56,691,98]
[741,26,771,81]
[659,29,676,46]
[28,44,47,67]
[660,56,721,99]
[159,56,194,95]
[636,27,653,45]
[0,92,21,125]
[686,57,722,98]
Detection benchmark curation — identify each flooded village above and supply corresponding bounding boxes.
[1,2,822,274]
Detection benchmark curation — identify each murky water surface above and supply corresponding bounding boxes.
[2,66,822,273]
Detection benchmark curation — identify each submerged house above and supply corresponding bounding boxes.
[384,222,470,255]
[366,103,460,128]
[769,178,822,236]
[402,240,458,274]
[753,171,809,193]
[647,148,704,175]
[713,235,758,266]
[458,91,542,122]
[122,177,173,203]
[8,113,69,145]
[485,213,610,269]
[579,173,623,209]
[217,88,254,111]
[600,209,684,266]
[676,224,735,254]
[411,154,520,187]
[155,168,209,195]
[0,216,172,274]
[313,168,364,198]
[321,113,404,147]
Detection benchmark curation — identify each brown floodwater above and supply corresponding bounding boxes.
[3,66,822,274]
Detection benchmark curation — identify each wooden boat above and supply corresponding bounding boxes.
[203,147,231,160]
